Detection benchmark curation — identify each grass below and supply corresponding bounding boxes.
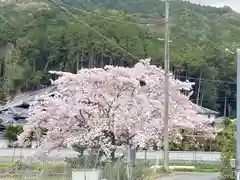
[0,171,167,180]
[172,167,220,173]
[144,159,221,173]
[0,176,68,180]
[0,162,16,167]
[0,159,221,180]
[0,161,221,171]
[0,162,65,168]
[144,168,170,180]
[0,162,168,180]
[0,167,219,180]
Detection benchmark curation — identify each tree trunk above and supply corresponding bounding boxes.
[100,55,104,68]
[110,150,115,161]
[120,57,124,66]
[80,51,84,69]
[76,52,79,72]
[88,46,94,68]
[109,57,113,65]
[0,61,4,77]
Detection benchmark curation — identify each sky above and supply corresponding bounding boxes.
[189,0,240,12]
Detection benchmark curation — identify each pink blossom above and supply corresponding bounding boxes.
[17,58,214,156]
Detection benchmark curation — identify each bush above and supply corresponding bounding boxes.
[4,125,23,141]
[220,119,236,180]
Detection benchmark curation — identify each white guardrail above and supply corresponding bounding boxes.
[0,148,221,162]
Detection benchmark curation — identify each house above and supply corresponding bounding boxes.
[0,85,59,148]
[0,124,8,148]
[197,106,230,133]
[0,86,58,123]
[197,106,219,121]
[193,107,221,142]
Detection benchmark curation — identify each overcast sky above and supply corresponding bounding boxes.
[189,0,240,12]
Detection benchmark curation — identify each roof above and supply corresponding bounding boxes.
[0,86,57,111]
[0,107,28,125]
[0,86,58,126]
[197,106,219,115]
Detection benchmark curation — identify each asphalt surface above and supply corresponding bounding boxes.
[156,172,220,180]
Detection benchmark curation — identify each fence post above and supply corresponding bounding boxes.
[194,151,197,165]
[144,150,147,164]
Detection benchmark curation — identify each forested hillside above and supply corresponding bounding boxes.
[0,0,240,116]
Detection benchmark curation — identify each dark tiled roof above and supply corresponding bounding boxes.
[0,86,57,126]
[0,110,28,125]
[0,113,14,122]
[1,86,57,110]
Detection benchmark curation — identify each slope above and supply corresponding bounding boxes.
[0,0,240,115]
[59,0,240,114]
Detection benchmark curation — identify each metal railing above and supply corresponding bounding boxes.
[0,148,221,163]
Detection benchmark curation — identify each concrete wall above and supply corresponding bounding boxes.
[0,138,38,149]
[0,138,9,148]
[208,114,216,121]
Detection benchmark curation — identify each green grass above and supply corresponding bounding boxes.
[0,162,65,168]
[137,159,221,173]
[0,160,220,180]
[0,161,221,171]
[0,162,168,180]
[0,176,69,180]
[0,162,16,167]
[172,167,220,173]
[144,169,170,180]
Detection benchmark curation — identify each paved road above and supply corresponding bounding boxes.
[156,172,220,180]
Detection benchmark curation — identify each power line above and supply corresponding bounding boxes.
[58,1,165,26]
[48,0,139,60]
[17,1,239,89]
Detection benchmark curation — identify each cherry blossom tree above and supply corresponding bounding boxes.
[17,58,215,158]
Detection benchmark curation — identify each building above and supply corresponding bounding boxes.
[0,86,58,148]
[197,106,219,121]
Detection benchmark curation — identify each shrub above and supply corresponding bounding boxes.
[4,125,23,141]
[220,119,236,180]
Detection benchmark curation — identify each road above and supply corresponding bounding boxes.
[0,148,221,162]
[156,172,220,180]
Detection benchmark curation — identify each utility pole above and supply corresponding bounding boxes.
[224,94,227,117]
[196,73,202,106]
[200,93,204,106]
[236,49,240,180]
[228,104,232,117]
[163,0,170,171]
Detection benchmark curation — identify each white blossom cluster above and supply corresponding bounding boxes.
[17,58,215,157]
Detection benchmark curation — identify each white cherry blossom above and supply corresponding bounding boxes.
[17,58,214,156]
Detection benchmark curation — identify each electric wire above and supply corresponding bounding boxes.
[48,0,140,60]
[58,1,165,26]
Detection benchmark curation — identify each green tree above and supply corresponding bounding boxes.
[0,0,240,117]
[4,125,23,146]
[220,119,236,180]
